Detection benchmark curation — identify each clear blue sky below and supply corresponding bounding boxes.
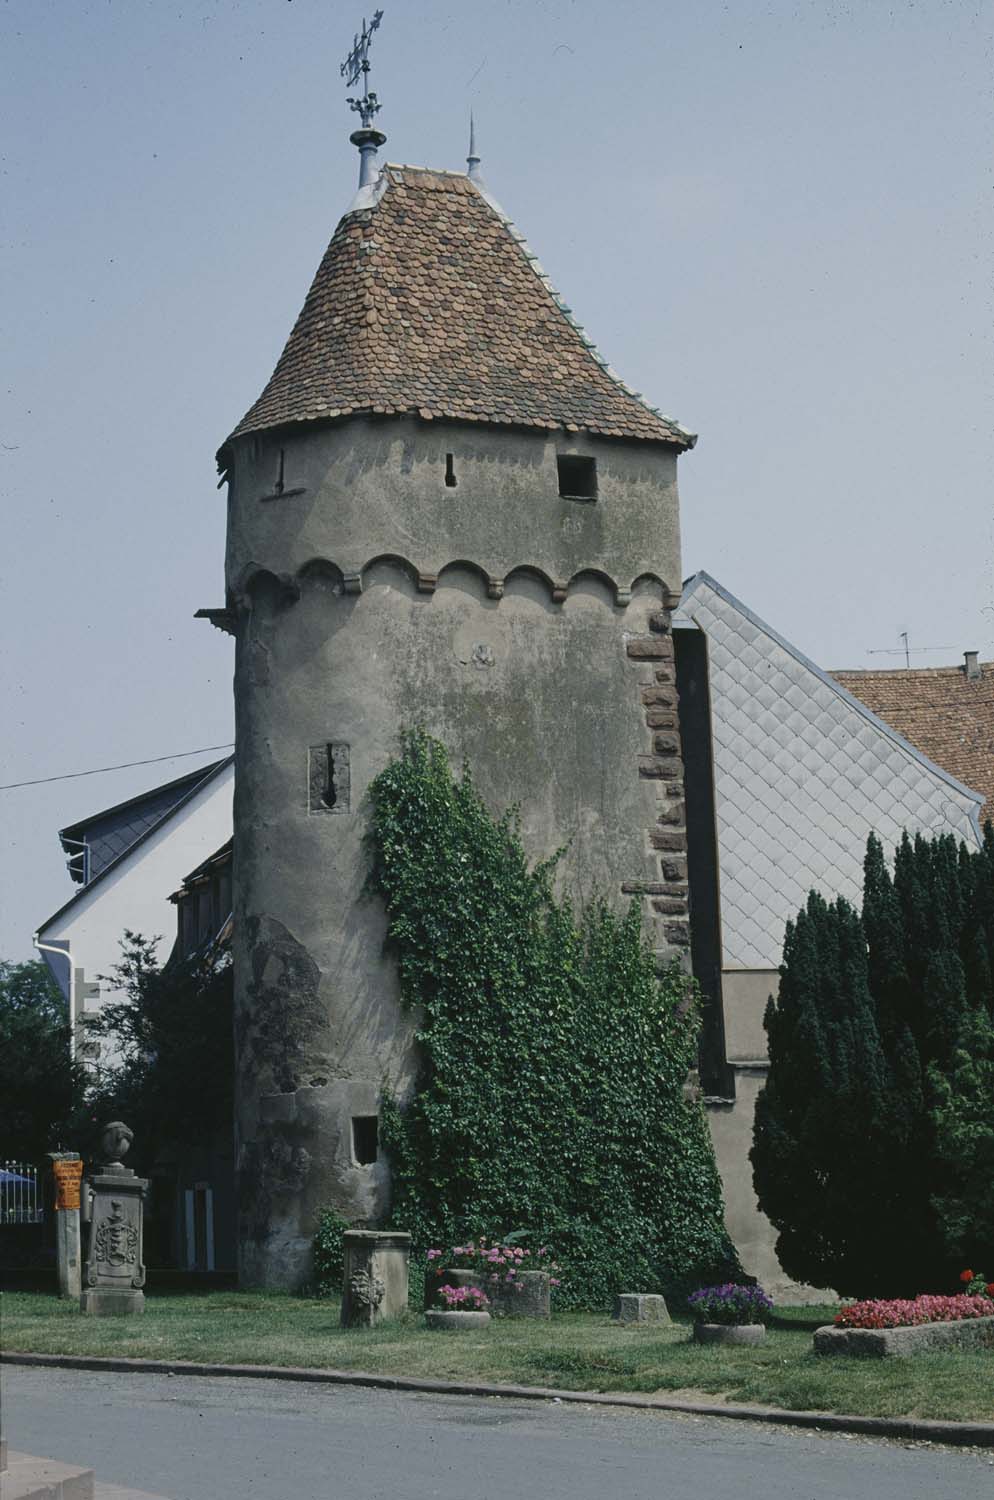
[2,0,991,960]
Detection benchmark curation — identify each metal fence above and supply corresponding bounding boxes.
[0,1161,44,1224]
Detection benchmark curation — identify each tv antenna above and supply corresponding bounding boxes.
[866,631,957,668]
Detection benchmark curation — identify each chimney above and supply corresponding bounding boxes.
[964,651,981,681]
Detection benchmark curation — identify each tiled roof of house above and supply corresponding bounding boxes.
[225,165,693,451]
[831,662,994,820]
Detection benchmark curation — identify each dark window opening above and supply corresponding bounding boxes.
[352,1116,379,1165]
[557,454,597,500]
[321,745,337,808]
[274,448,286,497]
[444,453,457,487]
[309,743,351,814]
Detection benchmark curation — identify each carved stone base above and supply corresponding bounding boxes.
[340,1230,411,1328]
[80,1287,145,1317]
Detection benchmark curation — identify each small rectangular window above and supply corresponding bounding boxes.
[352,1116,379,1165]
[557,454,597,500]
[444,453,457,488]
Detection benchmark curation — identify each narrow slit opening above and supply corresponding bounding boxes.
[444,453,457,488]
[321,744,337,809]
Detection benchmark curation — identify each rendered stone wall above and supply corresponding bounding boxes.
[226,416,688,1289]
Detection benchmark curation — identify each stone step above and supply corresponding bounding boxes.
[1,1450,95,1500]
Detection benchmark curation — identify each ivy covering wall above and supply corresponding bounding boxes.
[368,731,738,1308]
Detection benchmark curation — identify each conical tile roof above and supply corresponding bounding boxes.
[224,165,694,451]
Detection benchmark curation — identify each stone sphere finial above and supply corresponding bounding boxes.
[100,1120,134,1169]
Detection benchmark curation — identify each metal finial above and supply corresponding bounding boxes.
[466,111,482,181]
[341,11,387,188]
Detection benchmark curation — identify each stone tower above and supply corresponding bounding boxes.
[217,149,696,1288]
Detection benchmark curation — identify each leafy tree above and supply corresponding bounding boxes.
[0,959,82,1160]
[87,932,234,1165]
[752,828,994,1297]
[369,731,739,1308]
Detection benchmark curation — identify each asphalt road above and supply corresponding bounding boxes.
[4,1364,993,1500]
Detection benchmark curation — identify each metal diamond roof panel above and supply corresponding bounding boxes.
[676,573,985,971]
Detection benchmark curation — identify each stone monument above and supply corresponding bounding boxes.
[80,1121,147,1316]
[340,1230,410,1328]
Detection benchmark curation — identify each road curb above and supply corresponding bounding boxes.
[4,1350,993,1447]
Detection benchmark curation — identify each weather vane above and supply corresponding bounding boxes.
[341,11,384,129]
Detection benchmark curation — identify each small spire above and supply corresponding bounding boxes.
[466,111,482,182]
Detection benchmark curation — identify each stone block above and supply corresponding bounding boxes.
[650,830,686,852]
[665,921,690,945]
[656,803,685,827]
[660,859,687,882]
[652,898,687,916]
[638,757,680,780]
[613,1293,670,1325]
[490,1269,551,1319]
[640,687,674,707]
[79,1288,145,1317]
[652,733,680,756]
[645,710,676,730]
[341,1230,411,1327]
[626,636,672,660]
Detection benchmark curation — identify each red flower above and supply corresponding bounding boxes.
[960,1269,974,1283]
[986,1283,994,1296]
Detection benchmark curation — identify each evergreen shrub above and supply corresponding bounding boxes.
[368,731,739,1310]
[752,827,994,1297]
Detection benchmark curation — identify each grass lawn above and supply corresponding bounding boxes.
[2,1290,992,1423]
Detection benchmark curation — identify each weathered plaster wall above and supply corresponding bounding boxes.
[225,416,682,598]
[721,968,777,1062]
[227,416,687,1289]
[707,1069,832,1306]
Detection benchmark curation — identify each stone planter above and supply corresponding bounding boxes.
[692,1321,766,1346]
[425,1267,480,1310]
[425,1309,492,1332]
[814,1314,994,1358]
[490,1270,551,1320]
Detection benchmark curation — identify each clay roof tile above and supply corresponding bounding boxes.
[224,165,693,452]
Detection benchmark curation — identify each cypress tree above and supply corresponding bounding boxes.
[753,826,994,1296]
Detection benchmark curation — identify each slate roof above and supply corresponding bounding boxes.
[675,574,984,971]
[59,760,231,885]
[40,758,234,933]
[225,165,693,451]
[831,662,994,820]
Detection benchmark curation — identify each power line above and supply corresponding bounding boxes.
[0,744,234,792]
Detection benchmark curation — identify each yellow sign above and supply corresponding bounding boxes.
[53,1159,84,1211]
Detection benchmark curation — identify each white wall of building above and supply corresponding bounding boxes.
[37,763,233,1066]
